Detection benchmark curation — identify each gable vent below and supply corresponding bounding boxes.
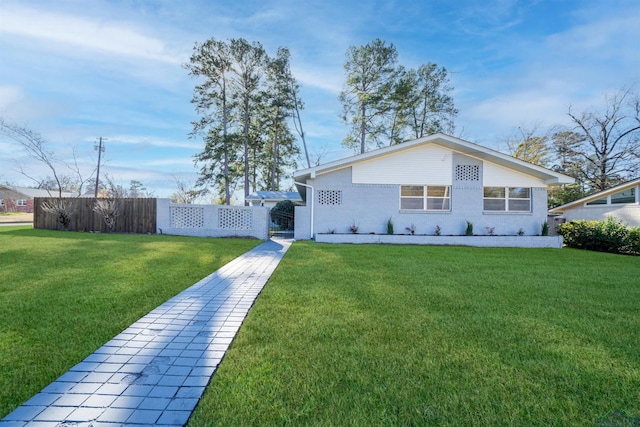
[455,165,480,182]
[318,190,342,205]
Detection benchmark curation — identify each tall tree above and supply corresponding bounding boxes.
[408,63,457,139]
[339,41,457,152]
[382,66,415,146]
[185,37,235,204]
[229,38,267,204]
[186,38,303,201]
[567,87,640,191]
[547,130,589,208]
[193,126,243,204]
[506,127,552,167]
[550,130,586,177]
[263,48,297,190]
[339,38,399,153]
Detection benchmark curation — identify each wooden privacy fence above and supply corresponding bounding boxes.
[34,197,156,233]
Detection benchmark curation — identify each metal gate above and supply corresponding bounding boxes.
[269,210,294,238]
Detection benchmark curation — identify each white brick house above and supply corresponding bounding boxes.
[549,178,640,227]
[293,133,573,240]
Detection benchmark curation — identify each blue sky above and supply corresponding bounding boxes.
[1,0,638,201]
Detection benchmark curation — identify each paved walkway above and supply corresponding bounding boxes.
[1,238,292,427]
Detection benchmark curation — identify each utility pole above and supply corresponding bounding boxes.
[94,137,106,198]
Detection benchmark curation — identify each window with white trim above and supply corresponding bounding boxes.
[17,199,27,207]
[483,187,531,212]
[400,185,450,211]
[612,188,636,204]
[587,187,636,206]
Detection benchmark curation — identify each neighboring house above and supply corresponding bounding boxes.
[245,191,302,208]
[0,185,76,213]
[549,178,640,227]
[293,133,574,240]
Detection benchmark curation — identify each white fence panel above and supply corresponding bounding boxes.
[156,199,269,240]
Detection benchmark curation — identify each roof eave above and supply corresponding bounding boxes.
[292,133,574,185]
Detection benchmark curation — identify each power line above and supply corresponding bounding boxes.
[94,137,106,198]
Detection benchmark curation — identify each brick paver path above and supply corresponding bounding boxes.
[1,238,292,427]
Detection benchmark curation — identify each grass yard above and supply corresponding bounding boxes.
[0,226,259,418]
[189,243,640,427]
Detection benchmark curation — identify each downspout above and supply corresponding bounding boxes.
[294,181,314,239]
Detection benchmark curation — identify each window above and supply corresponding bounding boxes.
[586,197,607,206]
[587,187,637,206]
[483,187,531,212]
[0,199,4,206]
[400,185,450,211]
[611,188,635,204]
[17,199,27,207]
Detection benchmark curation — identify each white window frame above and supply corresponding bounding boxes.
[586,186,637,206]
[483,187,531,212]
[17,199,27,207]
[400,185,451,211]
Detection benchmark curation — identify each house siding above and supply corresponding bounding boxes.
[352,144,453,185]
[299,161,550,239]
[561,205,640,227]
[483,162,546,187]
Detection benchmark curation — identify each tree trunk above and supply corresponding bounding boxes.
[222,78,230,205]
[243,96,250,205]
[360,103,366,154]
[271,117,279,191]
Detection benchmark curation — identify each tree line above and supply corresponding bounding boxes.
[184,38,305,205]
[504,87,640,207]
[187,37,458,204]
[2,37,638,208]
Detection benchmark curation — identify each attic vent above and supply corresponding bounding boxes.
[455,165,480,181]
[318,190,342,205]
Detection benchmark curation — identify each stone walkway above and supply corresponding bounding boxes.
[1,238,292,427]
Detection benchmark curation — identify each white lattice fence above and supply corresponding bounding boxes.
[170,206,204,228]
[156,199,269,240]
[219,207,253,229]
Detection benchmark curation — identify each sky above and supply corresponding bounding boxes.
[1,0,638,202]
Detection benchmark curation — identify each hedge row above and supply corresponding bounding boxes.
[558,217,640,255]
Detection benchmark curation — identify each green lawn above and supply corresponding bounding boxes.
[189,243,640,427]
[0,226,259,418]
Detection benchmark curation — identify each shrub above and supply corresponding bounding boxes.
[624,227,640,254]
[387,217,394,234]
[349,222,359,234]
[464,221,473,236]
[541,221,549,236]
[270,200,295,230]
[558,217,638,255]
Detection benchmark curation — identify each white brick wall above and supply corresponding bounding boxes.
[156,199,270,240]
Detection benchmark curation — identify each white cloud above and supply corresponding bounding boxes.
[0,86,23,109]
[292,65,343,94]
[1,5,180,64]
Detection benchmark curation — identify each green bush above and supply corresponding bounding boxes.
[558,217,639,255]
[270,200,295,230]
[541,221,549,236]
[464,221,473,236]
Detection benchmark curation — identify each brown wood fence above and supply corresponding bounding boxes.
[34,197,156,233]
